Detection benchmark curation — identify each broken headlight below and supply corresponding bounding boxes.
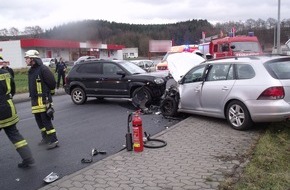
[154,78,164,84]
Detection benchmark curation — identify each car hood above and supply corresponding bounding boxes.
[167,52,205,81]
[137,70,169,78]
[125,71,169,83]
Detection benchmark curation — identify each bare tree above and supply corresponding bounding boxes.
[230,21,244,33]
[285,19,290,27]
[281,19,290,28]
[34,26,44,34]
[9,27,20,36]
[245,19,256,30]
[266,18,277,29]
[256,19,266,29]
[0,28,8,36]
[23,26,34,35]
[23,26,43,36]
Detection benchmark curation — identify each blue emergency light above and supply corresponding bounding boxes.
[248,32,254,36]
[184,45,190,51]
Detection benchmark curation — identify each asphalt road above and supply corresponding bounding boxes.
[0,95,183,190]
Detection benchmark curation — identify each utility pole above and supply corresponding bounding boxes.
[274,24,276,49]
[277,0,281,54]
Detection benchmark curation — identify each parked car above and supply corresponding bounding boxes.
[64,59,168,108]
[41,58,56,67]
[130,60,156,72]
[73,56,97,65]
[160,55,290,130]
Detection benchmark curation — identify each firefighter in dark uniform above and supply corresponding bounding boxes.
[24,50,59,150]
[55,57,67,89]
[0,55,14,78]
[0,66,35,168]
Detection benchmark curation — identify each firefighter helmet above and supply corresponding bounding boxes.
[193,50,203,56]
[24,50,40,58]
[205,53,213,59]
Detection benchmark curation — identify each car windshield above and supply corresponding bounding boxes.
[230,42,261,52]
[119,61,146,74]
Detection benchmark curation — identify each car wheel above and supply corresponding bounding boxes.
[132,87,152,108]
[71,87,87,105]
[160,97,178,117]
[226,100,253,130]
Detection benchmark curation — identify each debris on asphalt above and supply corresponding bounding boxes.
[43,172,59,183]
[91,148,107,156]
[81,148,107,164]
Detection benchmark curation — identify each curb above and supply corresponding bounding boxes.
[13,89,66,104]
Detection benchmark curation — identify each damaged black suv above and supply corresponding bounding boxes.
[64,59,168,107]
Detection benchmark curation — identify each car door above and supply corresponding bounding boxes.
[76,63,103,95]
[200,64,235,117]
[100,62,129,96]
[178,65,208,111]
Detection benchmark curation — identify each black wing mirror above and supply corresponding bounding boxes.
[117,71,126,76]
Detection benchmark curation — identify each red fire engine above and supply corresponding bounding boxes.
[199,32,263,58]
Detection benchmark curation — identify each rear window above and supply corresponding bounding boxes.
[265,59,290,79]
[236,64,255,79]
[77,63,101,74]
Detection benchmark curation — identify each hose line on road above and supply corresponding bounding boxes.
[143,132,167,149]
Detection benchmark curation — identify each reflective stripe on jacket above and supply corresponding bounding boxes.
[0,70,19,128]
[31,76,47,113]
[28,59,56,114]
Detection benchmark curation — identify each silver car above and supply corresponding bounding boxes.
[73,56,97,65]
[41,58,56,67]
[160,55,290,130]
[130,60,156,72]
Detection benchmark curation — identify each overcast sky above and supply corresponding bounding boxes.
[0,0,289,31]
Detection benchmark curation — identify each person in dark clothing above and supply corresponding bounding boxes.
[54,57,58,65]
[0,68,35,168]
[0,56,14,78]
[55,57,67,89]
[24,50,59,150]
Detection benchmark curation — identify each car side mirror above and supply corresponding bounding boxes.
[178,78,183,84]
[117,71,126,76]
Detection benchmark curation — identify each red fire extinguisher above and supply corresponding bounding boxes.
[132,110,144,152]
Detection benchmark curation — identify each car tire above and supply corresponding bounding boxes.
[160,97,178,117]
[226,100,253,130]
[71,87,87,105]
[132,87,152,108]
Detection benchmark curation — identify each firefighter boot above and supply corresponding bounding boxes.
[38,138,49,145]
[47,141,59,150]
[38,131,49,145]
[17,146,35,168]
[46,134,59,150]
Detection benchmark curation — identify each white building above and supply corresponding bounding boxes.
[0,39,125,69]
[123,47,138,59]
